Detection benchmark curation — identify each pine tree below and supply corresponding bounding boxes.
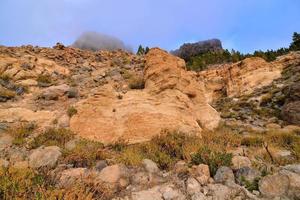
[290,32,300,51]
[136,45,145,55]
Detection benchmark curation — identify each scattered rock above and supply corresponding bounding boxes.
[58,168,88,188]
[131,186,163,200]
[282,101,300,125]
[0,159,9,168]
[98,164,128,184]
[0,134,13,151]
[214,167,235,184]
[282,164,300,174]
[191,164,210,185]
[29,146,61,168]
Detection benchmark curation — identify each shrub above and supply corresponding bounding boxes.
[63,139,105,168]
[30,128,74,149]
[8,123,35,146]
[67,106,78,118]
[191,145,233,176]
[128,77,145,89]
[239,176,260,192]
[36,74,52,85]
[241,136,264,147]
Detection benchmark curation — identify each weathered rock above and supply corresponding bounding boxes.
[259,173,289,198]
[29,146,61,168]
[214,167,235,184]
[282,101,300,125]
[199,56,287,102]
[70,48,220,144]
[231,156,252,170]
[207,184,236,200]
[142,159,159,174]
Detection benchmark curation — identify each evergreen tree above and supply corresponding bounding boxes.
[290,32,300,51]
[136,45,145,55]
[145,47,150,54]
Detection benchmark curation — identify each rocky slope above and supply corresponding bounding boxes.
[0,44,300,200]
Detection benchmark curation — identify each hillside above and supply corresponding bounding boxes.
[0,44,300,199]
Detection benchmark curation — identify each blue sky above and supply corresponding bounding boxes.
[0,0,299,53]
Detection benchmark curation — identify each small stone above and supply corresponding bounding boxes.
[231,156,251,170]
[160,184,185,200]
[142,159,159,174]
[214,166,235,184]
[67,87,78,98]
[174,160,188,174]
[29,146,61,169]
[191,192,206,200]
[0,134,13,151]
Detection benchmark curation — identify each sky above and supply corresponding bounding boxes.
[0,0,299,53]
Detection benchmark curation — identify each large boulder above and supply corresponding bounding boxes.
[70,48,220,144]
[171,39,223,61]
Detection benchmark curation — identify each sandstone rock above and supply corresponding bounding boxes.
[214,167,235,184]
[0,107,56,127]
[29,146,61,168]
[231,156,251,170]
[142,159,159,174]
[259,173,289,198]
[174,161,188,174]
[70,48,220,144]
[199,56,285,102]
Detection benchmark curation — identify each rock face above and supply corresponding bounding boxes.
[70,48,220,144]
[171,39,223,61]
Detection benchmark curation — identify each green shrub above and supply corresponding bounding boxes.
[30,128,74,149]
[9,123,35,146]
[63,139,105,167]
[67,106,78,118]
[239,176,260,192]
[36,74,52,85]
[241,136,264,147]
[191,145,233,176]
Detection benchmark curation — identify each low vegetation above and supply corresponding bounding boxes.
[30,128,74,149]
[8,123,36,146]
[67,106,78,118]
[128,76,145,89]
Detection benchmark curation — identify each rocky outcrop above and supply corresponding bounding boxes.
[70,48,220,144]
[199,52,300,102]
[171,39,223,61]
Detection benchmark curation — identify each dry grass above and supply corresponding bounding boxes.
[8,123,36,146]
